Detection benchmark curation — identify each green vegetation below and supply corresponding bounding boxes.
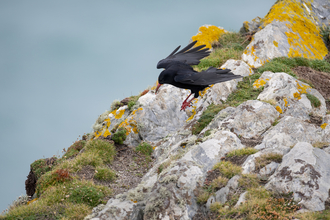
[238,174,259,190]
[194,32,250,71]
[192,103,225,135]
[2,138,116,219]
[320,25,330,48]
[30,158,57,179]
[135,142,153,156]
[63,140,86,159]
[112,127,127,144]
[225,73,263,107]
[226,147,258,157]
[312,141,330,149]
[210,176,229,190]
[213,161,242,179]
[255,153,283,171]
[306,93,321,108]
[272,117,281,126]
[257,56,330,76]
[94,167,116,181]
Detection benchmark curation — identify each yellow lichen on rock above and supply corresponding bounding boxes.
[253,78,268,88]
[118,108,143,135]
[284,97,288,107]
[276,106,283,114]
[191,25,227,49]
[321,123,328,129]
[273,40,278,47]
[262,0,328,59]
[111,108,126,119]
[296,81,311,94]
[293,92,301,100]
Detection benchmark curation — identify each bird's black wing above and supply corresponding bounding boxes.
[157,41,210,68]
[174,67,242,86]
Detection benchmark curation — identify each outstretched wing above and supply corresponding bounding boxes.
[157,41,210,69]
[174,68,242,86]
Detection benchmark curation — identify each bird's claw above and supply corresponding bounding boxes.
[180,101,191,111]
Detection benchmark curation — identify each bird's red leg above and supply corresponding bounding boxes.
[181,94,195,111]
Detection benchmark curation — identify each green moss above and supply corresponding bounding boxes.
[306,93,321,108]
[225,73,263,107]
[112,127,127,144]
[226,147,258,157]
[192,103,225,135]
[213,161,242,179]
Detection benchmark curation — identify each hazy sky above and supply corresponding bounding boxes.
[0,0,275,212]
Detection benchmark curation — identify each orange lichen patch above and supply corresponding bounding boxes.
[293,92,301,100]
[94,131,102,139]
[284,97,288,107]
[199,86,212,98]
[152,146,157,150]
[104,118,111,127]
[296,81,311,94]
[110,109,125,119]
[321,123,328,130]
[273,40,278,47]
[103,129,111,138]
[253,78,268,88]
[191,25,227,49]
[186,105,197,122]
[118,108,143,135]
[262,0,328,59]
[276,106,283,114]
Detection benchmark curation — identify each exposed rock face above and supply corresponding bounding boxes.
[266,142,330,211]
[25,168,37,197]
[83,1,330,219]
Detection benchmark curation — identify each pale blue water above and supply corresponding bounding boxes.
[0,0,275,212]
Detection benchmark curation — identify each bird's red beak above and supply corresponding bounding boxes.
[155,83,162,94]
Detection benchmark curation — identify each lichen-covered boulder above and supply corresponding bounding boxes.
[255,72,327,117]
[219,100,279,138]
[242,0,328,68]
[266,142,330,211]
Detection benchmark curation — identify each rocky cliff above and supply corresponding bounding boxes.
[2,0,330,219]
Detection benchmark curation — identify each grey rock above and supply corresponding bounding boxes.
[234,191,247,208]
[259,161,279,176]
[215,187,229,204]
[266,142,330,211]
[226,175,240,190]
[206,195,216,210]
[219,100,279,138]
[239,16,262,34]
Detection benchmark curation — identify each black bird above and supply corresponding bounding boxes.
[156,41,242,111]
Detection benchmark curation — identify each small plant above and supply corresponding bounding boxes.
[255,153,283,171]
[68,185,105,207]
[94,167,116,181]
[196,189,211,204]
[53,169,71,182]
[128,100,136,111]
[238,174,259,190]
[272,117,280,126]
[312,141,330,149]
[210,176,228,190]
[226,147,258,157]
[135,142,153,156]
[213,161,242,179]
[204,129,212,137]
[306,93,321,108]
[112,127,127,144]
[110,100,123,111]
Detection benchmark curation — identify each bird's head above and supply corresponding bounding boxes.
[156,59,170,69]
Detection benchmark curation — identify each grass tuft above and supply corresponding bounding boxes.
[226,147,258,157]
[94,167,116,182]
[306,93,321,108]
[213,161,242,179]
[255,153,283,171]
[135,142,153,156]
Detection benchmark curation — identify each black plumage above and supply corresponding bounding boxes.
[156,41,242,110]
